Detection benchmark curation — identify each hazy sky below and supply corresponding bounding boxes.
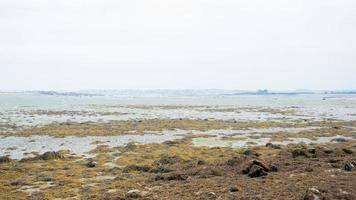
[1,0,356,90]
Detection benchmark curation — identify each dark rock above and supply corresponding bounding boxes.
[229,187,239,192]
[243,149,260,157]
[243,159,271,175]
[265,143,282,149]
[292,149,309,158]
[342,148,353,154]
[331,138,348,142]
[308,148,316,154]
[38,151,65,160]
[322,148,333,154]
[154,173,188,181]
[0,156,12,163]
[270,164,278,172]
[248,165,268,178]
[155,155,182,165]
[332,126,341,129]
[343,162,354,171]
[303,187,323,200]
[123,165,151,173]
[87,161,97,168]
[227,156,242,166]
[149,166,172,173]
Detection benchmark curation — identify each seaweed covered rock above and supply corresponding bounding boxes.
[292,149,309,158]
[242,159,271,178]
[154,154,183,165]
[248,165,268,178]
[38,151,65,160]
[154,173,188,181]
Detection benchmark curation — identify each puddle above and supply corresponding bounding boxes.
[0,130,185,160]
[192,135,353,148]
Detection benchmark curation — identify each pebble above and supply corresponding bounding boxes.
[303,187,322,200]
[87,161,97,168]
[343,162,354,171]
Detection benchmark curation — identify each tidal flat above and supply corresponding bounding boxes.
[0,93,355,199]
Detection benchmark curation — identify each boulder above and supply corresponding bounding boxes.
[248,165,268,178]
[292,149,309,158]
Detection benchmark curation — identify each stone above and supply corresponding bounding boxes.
[87,161,97,168]
[248,165,268,178]
[343,162,354,171]
[322,147,333,154]
[342,148,353,154]
[125,189,142,198]
[331,138,348,142]
[39,151,65,160]
[303,187,322,200]
[229,186,239,192]
[265,143,282,149]
[270,164,278,172]
[292,149,309,158]
[308,148,316,154]
[0,156,12,163]
[243,149,260,157]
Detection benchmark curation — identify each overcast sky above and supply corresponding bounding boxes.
[1,0,355,90]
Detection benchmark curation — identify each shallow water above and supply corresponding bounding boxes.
[0,127,349,159]
[192,135,353,148]
[1,93,356,129]
[0,131,184,159]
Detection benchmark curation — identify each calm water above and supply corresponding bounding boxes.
[1,92,356,129]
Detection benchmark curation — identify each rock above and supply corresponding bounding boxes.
[292,149,309,158]
[155,155,182,165]
[248,165,268,178]
[243,149,260,157]
[332,126,341,129]
[229,186,239,192]
[123,165,151,173]
[125,189,142,198]
[200,192,217,200]
[322,148,333,154]
[265,143,282,149]
[242,159,271,176]
[39,151,65,160]
[308,148,316,154]
[270,164,278,172]
[154,173,188,181]
[343,162,354,171]
[0,156,12,163]
[342,148,353,154]
[331,138,348,142]
[87,161,97,168]
[148,186,161,192]
[207,192,217,199]
[303,187,322,200]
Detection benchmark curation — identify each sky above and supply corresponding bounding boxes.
[1,0,356,90]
